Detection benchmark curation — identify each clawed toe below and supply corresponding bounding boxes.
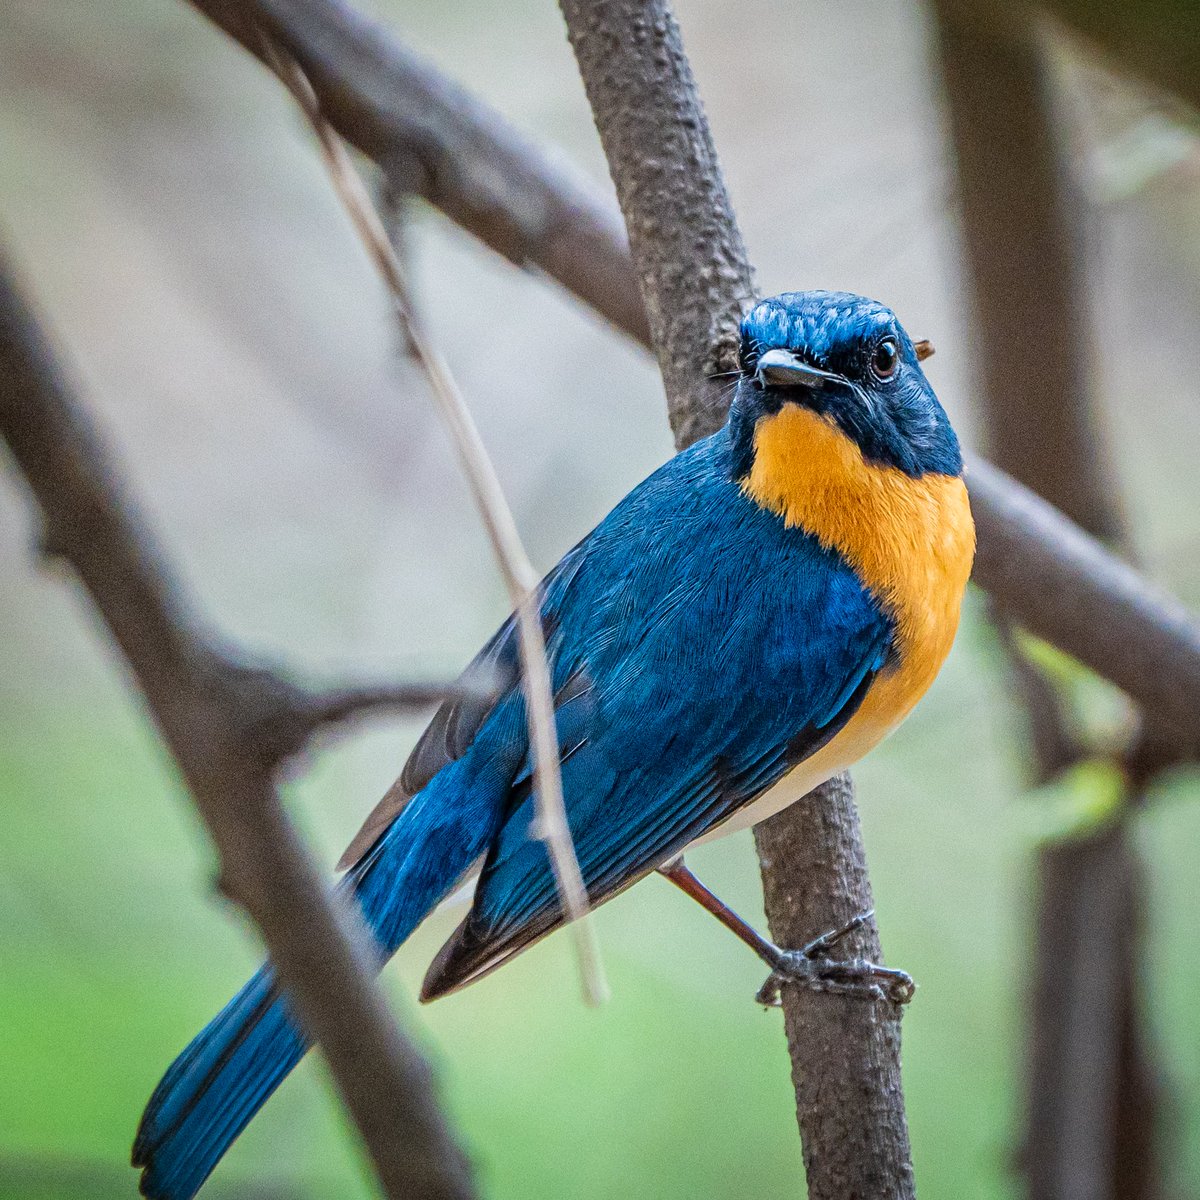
[755,911,915,1007]
[656,863,915,1009]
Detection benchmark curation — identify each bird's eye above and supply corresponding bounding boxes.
[871,338,899,381]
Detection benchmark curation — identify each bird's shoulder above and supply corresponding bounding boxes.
[338,426,889,868]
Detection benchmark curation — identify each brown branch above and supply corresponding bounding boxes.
[556,0,913,1194]
[182,0,1200,759]
[931,10,1166,1197]
[245,672,495,763]
[186,0,649,347]
[968,458,1200,755]
[0,253,475,1199]
[756,777,916,1200]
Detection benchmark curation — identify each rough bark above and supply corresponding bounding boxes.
[757,777,916,1200]
[557,1,914,1194]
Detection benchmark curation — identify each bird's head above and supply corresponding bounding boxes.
[728,291,961,481]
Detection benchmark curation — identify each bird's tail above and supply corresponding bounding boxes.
[133,782,493,1200]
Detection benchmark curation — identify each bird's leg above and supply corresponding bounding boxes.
[657,857,914,1006]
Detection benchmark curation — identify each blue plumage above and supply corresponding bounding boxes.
[134,291,969,1200]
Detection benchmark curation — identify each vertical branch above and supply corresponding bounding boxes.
[559,0,754,447]
[557,1,915,1195]
[756,777,916,1200]
[931,7,1163,1198]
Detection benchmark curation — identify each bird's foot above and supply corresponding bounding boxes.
[755,911,915,1007]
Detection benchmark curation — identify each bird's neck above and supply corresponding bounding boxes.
[740,404,975,665]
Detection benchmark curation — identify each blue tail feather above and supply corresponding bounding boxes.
[134,771,500,1200]
[133,967,304,1200]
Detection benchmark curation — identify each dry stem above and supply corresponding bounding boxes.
[262,38,607,1005]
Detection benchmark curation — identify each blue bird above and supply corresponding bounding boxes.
[133,290,975,1199]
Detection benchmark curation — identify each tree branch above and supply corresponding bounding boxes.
[756,776,916,1200]
[242,672,495,764]
[0,253,474,1200]
[931,10,1165,1196]
[186,0,649,346]
[185,0,1200,758]
[556,0,913,1194]
[968,457,1200,755]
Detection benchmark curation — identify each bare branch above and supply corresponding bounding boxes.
[0,252,474,1200]
[756,777,916,1200]
[186,0,1200,756]
[556,0,912,1193]
[260,39,608,1006]
[968,457,1200,756]
[244,671,496,763]
[931,10,1167,1196]
[186,0,649,346]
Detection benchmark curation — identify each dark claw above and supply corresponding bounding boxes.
[756,911,916,1007]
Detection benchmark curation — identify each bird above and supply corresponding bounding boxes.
[133,290,975,1200]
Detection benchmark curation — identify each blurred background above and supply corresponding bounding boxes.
[2,1,1200,1198]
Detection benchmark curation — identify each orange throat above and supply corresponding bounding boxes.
[742,403,976,741]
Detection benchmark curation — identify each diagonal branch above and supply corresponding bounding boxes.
[187,0,648,346]
[186,0,1200,758]
[0,252,475,1200]
[968,458,1200,754]
[556,0,914,1195]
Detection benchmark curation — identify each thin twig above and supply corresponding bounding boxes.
[262,37,607,1006]
[243,671,498,762]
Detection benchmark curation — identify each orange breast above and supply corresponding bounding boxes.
[743,404,976,744]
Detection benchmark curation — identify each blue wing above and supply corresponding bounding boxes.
[415,426,893,997]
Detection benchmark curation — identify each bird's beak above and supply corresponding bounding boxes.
[754,348,841,391]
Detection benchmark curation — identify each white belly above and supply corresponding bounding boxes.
[691,761,839,844]
[690,707,905,846]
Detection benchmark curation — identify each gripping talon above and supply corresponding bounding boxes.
[656,864,914,1007]
[799,909,874,959]
[755,911,915,1007]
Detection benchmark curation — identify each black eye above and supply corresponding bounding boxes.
[871,338,899,380]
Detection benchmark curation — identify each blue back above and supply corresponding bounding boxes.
[422,422,893,987]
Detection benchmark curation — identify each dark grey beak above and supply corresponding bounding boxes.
[755,348,840,390]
